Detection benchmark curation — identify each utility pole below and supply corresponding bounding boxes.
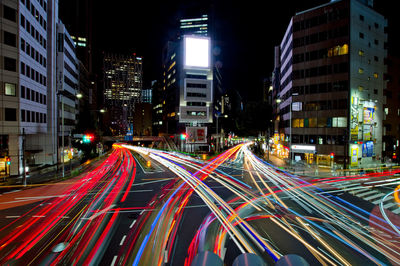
[61,95,65,178]
[22,128,26,186]
[216,115,219,153]
[69,130,72,175]
[289,101,292,167]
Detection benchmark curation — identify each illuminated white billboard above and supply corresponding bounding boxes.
[184,36,210,69]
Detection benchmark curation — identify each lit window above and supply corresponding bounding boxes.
[385,108,389,115]
[4,83,16,96]
[358,68,364,74]
[373,73,378,78]
[359,50,364,56]
[358,86,364,91]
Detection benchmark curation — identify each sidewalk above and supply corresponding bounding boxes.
[0,152,110,189]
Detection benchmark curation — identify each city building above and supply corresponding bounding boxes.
[383,55,400,163]
[274,0,387,168]
[132,102,152,136]
[156,12,214,152]
[141,88,152,104]
[56,22,79,162]
[0,0,59,177]
[103,53,143,136]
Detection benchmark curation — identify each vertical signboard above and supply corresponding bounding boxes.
[351,146,359,167]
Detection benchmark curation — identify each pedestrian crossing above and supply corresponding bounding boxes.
[328,180,400,215]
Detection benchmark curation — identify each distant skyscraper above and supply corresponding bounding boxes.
[141,88,152,104]
[179,15,208,36]
[103,54,143,135]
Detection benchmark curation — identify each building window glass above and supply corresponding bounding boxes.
[309,118,317,128]
[373,72,378,78]
[3,5,17,22]
[21,109,25,122]
[359,32,364,39]
[4,57,16,72]
[385,108,389,115]
[4,31,16,47]
[4,83,16,96]
[358,68,364,74]
[5,108,17,121]
[360,15,364,21]
[359,50,364,56]
[21,86,25,98]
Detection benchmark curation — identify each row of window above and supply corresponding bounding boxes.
[21,109,47,123]
[290,81,348,96]
[187,92,207,98]
[21,62,47,86]
[187,111,206,116]
[292,134,347,145]
[20,0,47,30]
[293,8,348,32]
[291,117,347,128]
[187,102,206,106]
[359,15,380,30]
[292,44,348,65]
[21,85,46,104]
[21,38,47,68]
[187,83,207,88]
[292,63,348,80]
[293,26,348,48]
[20,14,47,50]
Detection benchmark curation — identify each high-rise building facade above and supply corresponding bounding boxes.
[383,56,400,163]
[0,0,59,176]
[180,15,208,37]
[156,12,214,152]
[103,54,143,136]
[56,22,78,136]
[275,0,387,168]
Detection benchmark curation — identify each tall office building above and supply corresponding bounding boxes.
[157,12,213,151]
[103,54,143,136]
[274,0,387,168]
[0,0,59,176]
[56,21,79,159]
[383,56,400,162]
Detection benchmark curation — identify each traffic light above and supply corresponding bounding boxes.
[393,153,397,160]
[330,152,335,159]
[180,133,187,140]
[83,134,94,143]
[6,158,10,165]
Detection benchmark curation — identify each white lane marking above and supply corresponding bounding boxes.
[140,210,145,215]
[364,193,385,201]
[120,235,127,246]
[149,201,155,206]
[131,189,153,193]
[132,179,172,186]
[3,190,21,194]
[32,215,45,218]
[110,255,118,266]
[5,216,20,218]
[129,219,137,229]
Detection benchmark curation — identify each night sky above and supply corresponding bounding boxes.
[61,0,398,102]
